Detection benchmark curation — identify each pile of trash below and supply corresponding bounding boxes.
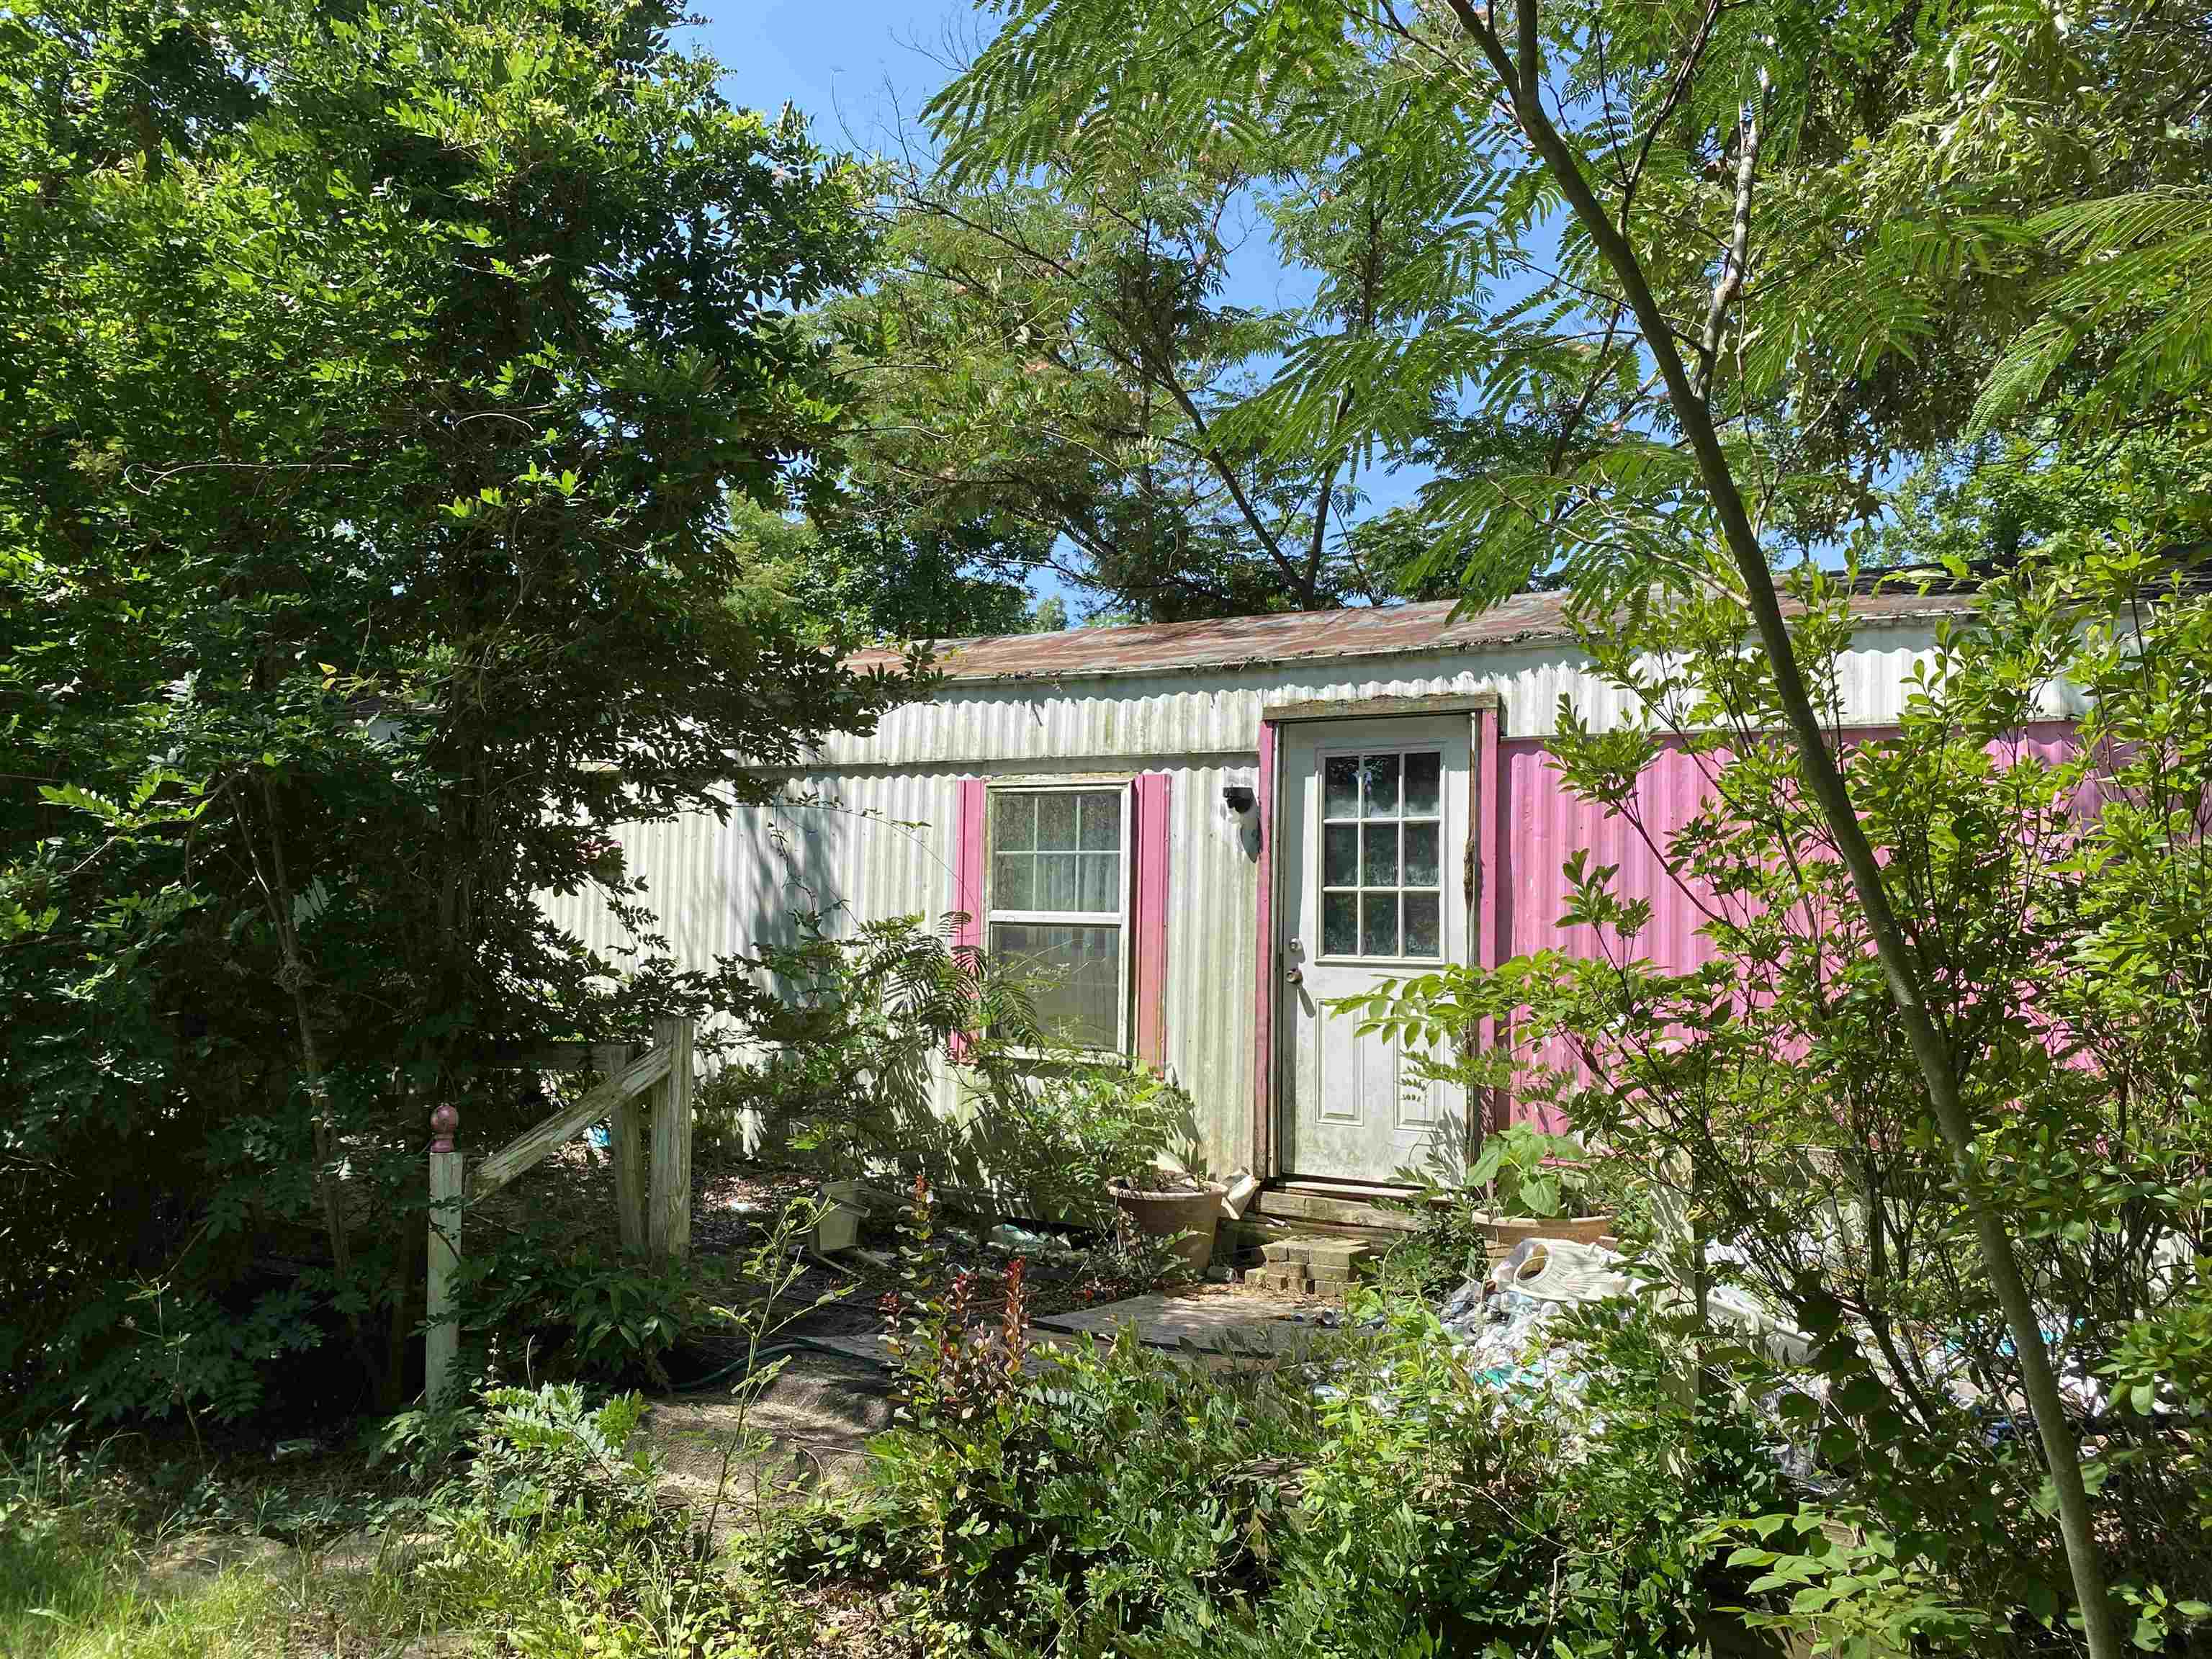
[1445,1237,1812,1375]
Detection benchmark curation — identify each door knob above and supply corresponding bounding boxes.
[1284,966,1303,984]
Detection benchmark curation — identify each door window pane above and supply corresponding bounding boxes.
[1322,891,1359,956]
[1362,753,1401,817]
[1362,822,1399,886]
[1403,893,1442,958]
[1323,823,1358,888]
[1404,752,1442,817]
[989,922,1121,1049]
[1403,822,1441,888]
[1361,894,1398,956]
[1324,756,1360,819]
[1315,747,1451,959]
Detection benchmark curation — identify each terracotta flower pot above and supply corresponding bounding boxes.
[1111,1180,1228,1274]
[1477,1211,1617,1254]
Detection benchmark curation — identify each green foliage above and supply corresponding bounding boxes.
[0,0,904,1424]
[1464,1122,1598,1220]
[992,1061,1200,1220]
[725,491,1035,647]
[839,143,1392,618]
[1356,544,2212,1637]
[795,1278,1791,1656]
[462,1385,655,1533]
[456,1222,698,1392]
[711,907,1195,1223]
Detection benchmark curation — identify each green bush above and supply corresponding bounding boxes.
[453,1219,700,1393]
[792,1264,1791,1656]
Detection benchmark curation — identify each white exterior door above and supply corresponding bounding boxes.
[1277,716,1471,1183]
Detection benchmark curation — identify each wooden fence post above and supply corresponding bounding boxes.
[426,1103,463,1410]
[594,1042,647,1255]
[647,1017,693,1259]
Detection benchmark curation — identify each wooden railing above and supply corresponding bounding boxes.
[424,1018,696,1408]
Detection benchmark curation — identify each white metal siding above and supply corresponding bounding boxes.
[541,621,2067,1174]
[808,622,2077,768]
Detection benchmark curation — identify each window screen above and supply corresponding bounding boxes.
[987,788,1127,1048]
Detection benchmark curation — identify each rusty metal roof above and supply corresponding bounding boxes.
[850,588,1977,685]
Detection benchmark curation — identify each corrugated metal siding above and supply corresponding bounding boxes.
[538,763,1263,1168]
[539,626,2082,1173]
[1497,722,2088,1128]
[815,624,2079,768]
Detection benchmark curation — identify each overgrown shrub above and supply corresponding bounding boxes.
[455,1219,700,1392]
[1360,549,2212,1638]
[791,1184,1789,1655]
[712,909,1197,1226]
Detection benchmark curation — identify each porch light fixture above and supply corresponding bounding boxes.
[1222,782,1256,815]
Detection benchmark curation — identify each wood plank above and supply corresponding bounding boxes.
[472,1045,670,1197]
[426,1149,464,1409]
[596,1043,647,1254]
[1246,1186,1419,1232]
[647,1017,693,1257]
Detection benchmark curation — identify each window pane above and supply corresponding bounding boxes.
[1036,850,1079,910]
[1362,753,1400,817]
[1404,892,1442,958]
[1077,851,1120,912]
[1322,891,1358,956]
[1077,791,1121,850]
[1403,822,1441,889]
[1322,823,1358,888]
[1362,894,1399,956]
[1324,756,1359,819]
[989,922,1121,1049]
[1036,792,1079,851]
[1404,752,1442,817]
[993,853,1033,911]
[992,791,1035,852]
[1362,822,1399,886]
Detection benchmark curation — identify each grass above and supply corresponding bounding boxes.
[0,1436,443,1659]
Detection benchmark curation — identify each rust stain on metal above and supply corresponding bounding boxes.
[850,592,1977,685]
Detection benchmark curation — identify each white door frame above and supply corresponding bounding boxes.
[1254,691,1504,1184]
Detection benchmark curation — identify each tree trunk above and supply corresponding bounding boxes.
[1435,4,2118,1647]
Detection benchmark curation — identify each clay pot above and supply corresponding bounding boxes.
[1477,1212,1617,1254]
[1110,1180,1228,1274]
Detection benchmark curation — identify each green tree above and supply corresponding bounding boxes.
[0,0,907,1419]
[923,0,2212,1644]
[837,162,1395,618]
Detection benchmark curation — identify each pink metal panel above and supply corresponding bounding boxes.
[949,779,987,1062]
[1496,723,2086,1128]
[1133,773,1172,1069]
[951,778,986,952]
[1475,702,1507,1135]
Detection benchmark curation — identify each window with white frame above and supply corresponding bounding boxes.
[987,785,1129,1051]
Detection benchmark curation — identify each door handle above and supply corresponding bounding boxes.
[1284,966,1303,984]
